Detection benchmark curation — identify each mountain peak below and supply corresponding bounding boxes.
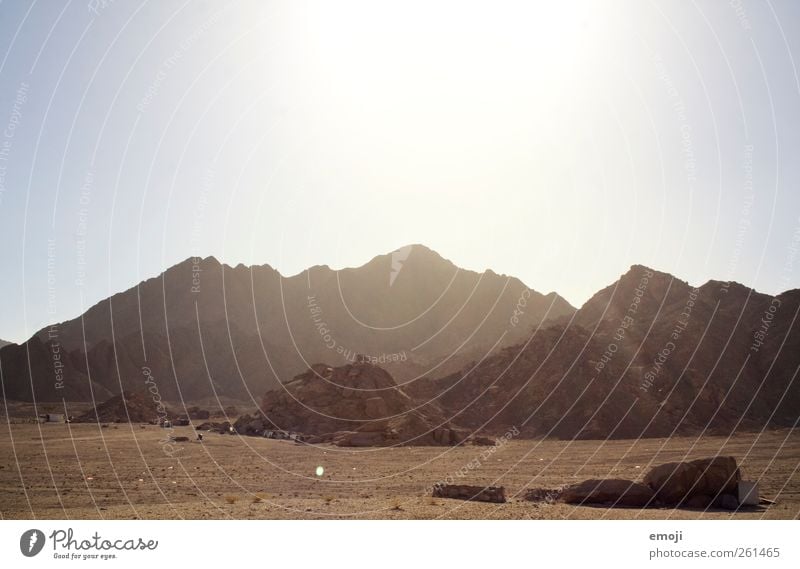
[386,243,451,264]
[348,244,458,280]
[624,263,668,279]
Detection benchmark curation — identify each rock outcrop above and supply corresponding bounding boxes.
[260,362,466,446]
[74,390,174,424]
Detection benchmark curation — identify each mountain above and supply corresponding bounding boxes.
[6,251,797,440]
[405,265,800,438]
[0,245,573,403]
[0,339,11,349]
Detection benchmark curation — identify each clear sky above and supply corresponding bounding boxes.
[0,0,799,344]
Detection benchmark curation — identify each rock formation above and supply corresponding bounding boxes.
[260,362,467,446]
[643,456,741,507]
[74,390,174,424]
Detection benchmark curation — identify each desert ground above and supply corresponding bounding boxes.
[1,422,798,520]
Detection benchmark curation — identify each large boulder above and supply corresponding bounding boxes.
[644,456,740,506]
[561,479,655,507]
[716,494,740,510]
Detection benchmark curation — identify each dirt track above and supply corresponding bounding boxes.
[1,423,798,519]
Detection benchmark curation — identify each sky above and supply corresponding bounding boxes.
[0,0,799,344]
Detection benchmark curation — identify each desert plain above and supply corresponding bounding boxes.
[1,421,798,520]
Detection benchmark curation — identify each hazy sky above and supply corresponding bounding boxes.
[1,0,799,344]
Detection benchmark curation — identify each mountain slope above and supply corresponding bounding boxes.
[0,245,574,402]
[405,266,800,438]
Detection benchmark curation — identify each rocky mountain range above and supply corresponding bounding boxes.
[0,245,572,402]
[1,246,797,440]
[405,265,800,438]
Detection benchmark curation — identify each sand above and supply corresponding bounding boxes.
[1,423,797,519]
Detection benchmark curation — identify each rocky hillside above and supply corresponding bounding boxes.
[257,361,467,446]
[405,266,800,438]
[0,245,573,402]
[4,250,798,440]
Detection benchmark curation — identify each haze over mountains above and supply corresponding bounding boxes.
[0,245,572,402]
[1,245,798,439]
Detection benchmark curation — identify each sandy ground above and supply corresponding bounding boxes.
[1,423,798,519]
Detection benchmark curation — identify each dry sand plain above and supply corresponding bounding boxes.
[1,423,798,520]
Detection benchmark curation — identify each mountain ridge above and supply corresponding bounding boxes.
[0,244,574,402]
[405,263,800,438]
[2,247,797,441]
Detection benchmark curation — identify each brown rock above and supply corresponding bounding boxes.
[259,362,465,446]
[560,479,655,508]
[684,494,712,509]
[74,390,175,424]
[645,462,696,505]
[644,456,740,505]
[691,457,741,496]
[715,493,740,510]
[196,421,231,433]
[432,484,506,503]
[233,414,266,436]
